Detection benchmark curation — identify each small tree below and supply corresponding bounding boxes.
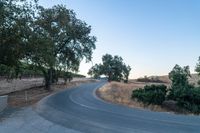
[168,64,191,100]
[122,65,131,83]
[88,64,102,79]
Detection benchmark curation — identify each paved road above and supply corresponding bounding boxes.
[0,107,81,133]
[36,81,200,133]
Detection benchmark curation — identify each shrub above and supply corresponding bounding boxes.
[176,87,200,114]
[198,80,200,85]
[132,84,167,105]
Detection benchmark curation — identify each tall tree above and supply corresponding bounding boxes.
[0,1,96,89]
[88,54,131,82]
[0,0,37,78]
[27,5,96,89]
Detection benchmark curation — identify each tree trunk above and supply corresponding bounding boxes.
[42,69,51,91]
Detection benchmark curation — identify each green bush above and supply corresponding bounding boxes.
[132,84,167,105]
[167,84,194,100]
[198,80,200,85]
[176,87,200,114]
[167,84,200,114]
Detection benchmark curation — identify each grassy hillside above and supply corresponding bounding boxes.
[133,74,200,86]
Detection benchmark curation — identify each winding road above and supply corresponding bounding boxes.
[36,81,200,133]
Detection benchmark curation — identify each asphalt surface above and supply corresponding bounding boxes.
[0,107,81,133]
[36,81,200,133]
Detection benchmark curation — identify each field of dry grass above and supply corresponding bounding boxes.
[97,74,200,113]
[97,81,169,112]
[145,74,200,86]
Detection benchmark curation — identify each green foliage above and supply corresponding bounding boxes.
[169,65,190,88]
[176,87,200,114]
[63,72,73,83]
[122,65,131,83]
[132,84,167,105]
[167,63,200,114]
[195,56,200,76]
[29,5,96,90]
[0,62,43,78]
[0,1,96,90]
[88,54,131,82]
[0,0,36,67]
[197,80,200,85]
[0,64,16,79]
[87,64,102,79]
[168,64,191,100]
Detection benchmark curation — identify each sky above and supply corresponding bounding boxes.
[38,0,200,78]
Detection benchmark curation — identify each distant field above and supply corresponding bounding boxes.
[130,73,200,86]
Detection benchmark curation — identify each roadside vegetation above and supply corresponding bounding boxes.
[0,0,96,90]
[132,57,200,114]
[88,54,131,83]
[132,84,167,105]
[97,81,167,112]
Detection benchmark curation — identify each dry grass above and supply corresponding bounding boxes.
[97,74,200,114]
[146,74,199,86]
[97,81,172,112]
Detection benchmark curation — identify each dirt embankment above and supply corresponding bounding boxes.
[0,78,44,96]
[0,78,97,107]
[97,81,174,113]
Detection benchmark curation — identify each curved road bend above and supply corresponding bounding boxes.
[36,81,200,133]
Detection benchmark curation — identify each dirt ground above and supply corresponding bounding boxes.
[5,79,97,107]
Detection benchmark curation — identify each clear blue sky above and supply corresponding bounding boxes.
[39,0,200,78]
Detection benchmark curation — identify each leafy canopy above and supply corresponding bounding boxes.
[88,54,131,82]
[0,0,96,89]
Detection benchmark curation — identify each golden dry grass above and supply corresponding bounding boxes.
[147,74,200,85]
[97,81,171,112]
[97,74,200,113]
